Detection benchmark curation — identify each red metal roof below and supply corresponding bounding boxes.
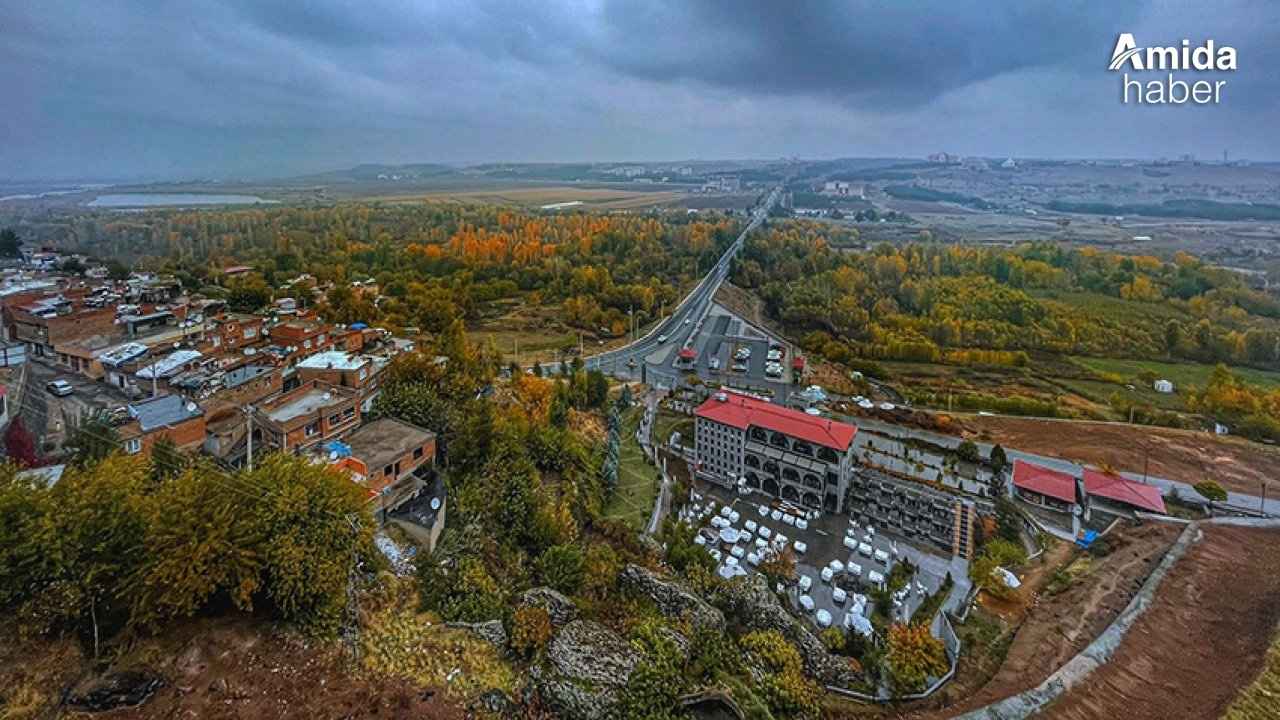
[678,348,697,359]
[1012,460,1077,504]
[1083,469,1167,514]
[792,356,805,369]
[694,391,856,450]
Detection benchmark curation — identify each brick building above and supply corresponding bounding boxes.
[119,393,207,456]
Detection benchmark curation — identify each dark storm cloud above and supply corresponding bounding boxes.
[0,0,1277,179]
[578,1,1141,107]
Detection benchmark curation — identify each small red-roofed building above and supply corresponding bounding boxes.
[694,389,857,513]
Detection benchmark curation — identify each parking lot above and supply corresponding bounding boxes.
[685,481,964,634]
[670,306,797,401]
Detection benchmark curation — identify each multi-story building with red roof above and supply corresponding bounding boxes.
[694,389,858,513]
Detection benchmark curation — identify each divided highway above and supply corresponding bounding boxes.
[585,186,780,379]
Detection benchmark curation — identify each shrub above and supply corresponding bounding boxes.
[509,605,552,658]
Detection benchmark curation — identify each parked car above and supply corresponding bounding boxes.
[46,380,74,397]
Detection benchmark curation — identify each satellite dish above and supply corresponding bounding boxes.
[185,402,197,413]
[430,497,441,511]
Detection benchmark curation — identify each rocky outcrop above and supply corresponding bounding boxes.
[534,620,640,720]
[620,564,725,633]
[518,587,579,627]
[715,574,857,686]
[469,688,519,718]
[66,669,166,712]
[446,619,508,652]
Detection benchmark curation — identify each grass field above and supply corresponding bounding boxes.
[1071,356,1280,390]
[603,407,659,530]
[652,410,693,448]
[373,186,683,209]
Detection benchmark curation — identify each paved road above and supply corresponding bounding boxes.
[846,414,1278,517]
[585,186,781,383]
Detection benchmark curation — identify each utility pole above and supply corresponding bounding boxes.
[244,405,255,472]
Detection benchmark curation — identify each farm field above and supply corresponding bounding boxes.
[1072,355,1280,391]
[373,185,684,209]
[1043,524,1280,720]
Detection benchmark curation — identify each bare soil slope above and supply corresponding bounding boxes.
[1043,524,1280,720]
[963,415,1280,496]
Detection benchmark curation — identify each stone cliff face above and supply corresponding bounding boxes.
[620,564,725,633]
[533,620,641,720]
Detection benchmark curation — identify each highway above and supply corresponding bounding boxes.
[585,185,781,383]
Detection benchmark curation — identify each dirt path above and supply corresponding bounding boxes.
[898,521,1181,719]
[963,415,1280,497]
[1042,524,1280,720]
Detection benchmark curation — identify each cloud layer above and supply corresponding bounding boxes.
[1,0,1276,179]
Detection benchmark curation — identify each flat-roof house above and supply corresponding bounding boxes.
[119,393,206,456]
[252,380,360,454]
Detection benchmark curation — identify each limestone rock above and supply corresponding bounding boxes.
[620,564,724,633]
[518,587,579,627]
[535,620,640,720]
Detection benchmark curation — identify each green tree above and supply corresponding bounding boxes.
[149,435,187,485]
[956,440,980,464]
[1193,480,1227,504]
[0,228,20,257]
[67,413,121,468]
[988,444,1008,474]
[536,543,585,595]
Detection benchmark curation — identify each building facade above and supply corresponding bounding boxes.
[694,391,858,513]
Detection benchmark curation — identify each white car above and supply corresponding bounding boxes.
[793,541,807,554]
[782,514,796,526]
[757,505,770,517]
[744,519,758,533]
[684,317,692,325]
[844,536,858,551]
[816,609,833,628]
[798,575,812,592]
[829,560,845,574]
[730,545,746,559]
[729,511,740,524]
[799,595,815,613]
[746,552,761,566]
[658,334,669,343]
[758,526,772,540]
[832,587,847,604]
[755,538,768,550]
[694,535,707,546]
[874,549,891,564]
[719,506,733,518]
[46,380,74,397]
[795,518,809,531]
[739,531,753,544]
[858,542,873,557]
[820,567,834,583]
[848,563,863,578]
[770,509,783,521]
[709,549,722,562]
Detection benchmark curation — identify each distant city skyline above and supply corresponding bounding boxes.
[3,1,1277,180]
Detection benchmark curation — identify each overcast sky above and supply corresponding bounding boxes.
[3,0,1277,180]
